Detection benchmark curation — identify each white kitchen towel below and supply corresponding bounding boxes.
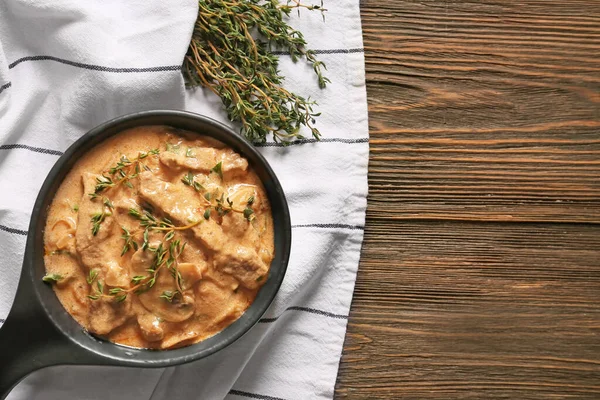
[0,0,368,399]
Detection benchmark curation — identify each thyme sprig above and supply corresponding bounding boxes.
[90,196,114,236]
[128,208,174,230]
[93,175,115,193]
[86,270,117,301]
[93,149,159,194]
[85,241,174,303]
[120,226,139,256]
[182,171,204,192]
[128,208,202,242]
[168,239,186,293]
[184,0,328,144]
[180,169,256,222]
[105,240,187,303]
[86,149,160,235]
[84,204,192,303]
[87,279,105,301]
[87,269,99,284]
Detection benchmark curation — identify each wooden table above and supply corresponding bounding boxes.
[335,1,600,398]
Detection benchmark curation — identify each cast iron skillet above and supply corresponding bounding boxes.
[0,110,291,399]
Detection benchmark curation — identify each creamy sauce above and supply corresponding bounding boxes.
[43,126,274,349]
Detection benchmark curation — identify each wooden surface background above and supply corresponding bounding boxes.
[335,1,600,398]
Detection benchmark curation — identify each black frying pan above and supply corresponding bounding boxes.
[0,110,291,399]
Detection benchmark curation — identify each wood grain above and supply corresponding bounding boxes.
[335,0,600,398]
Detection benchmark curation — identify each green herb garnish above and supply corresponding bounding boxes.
[120,226,139,256]
[182,171,203,192]
[160,290,179,303]
[42,273,62,284]
[108,287,127,303]
[93,175,115,194]
[183,0,328,143]
[211,162,223,179]
[131,275,147,284]
[88,149,159,235]
[87,269,99,285]
[166,143,180,153]
[243,207,255,221]
[87,280,104,301]
[214,193,230,216]
[90,195,113,236]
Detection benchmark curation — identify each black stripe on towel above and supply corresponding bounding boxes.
[8,48,365,73]
[229,389,286,400]
[0,144,64,156]
[255,137,368,147]
[292,223,365,231]
[272,47,364,55]
[259,306,348,323]
[0,82,11,94]
[8,56,181,73]
[0,137,367,157]
[0,224,27,236]
[0,223,364,237]
[313,48,365,54]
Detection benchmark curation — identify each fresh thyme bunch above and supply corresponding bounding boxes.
[183,0,328,144]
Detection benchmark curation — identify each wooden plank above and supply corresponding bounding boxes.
[336,220,600,398]
[362,0,600,223]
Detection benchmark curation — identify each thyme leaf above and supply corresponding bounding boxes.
[210,162,223,179]
[131,275,147,284]
[108,287,127,303]
[94,175,115,194]
[160,290,179,303]
[42,273,62,284]
[87,269,99,285]
[120,226,138,256]
[166,143,180,153]
[243,207,255,221]
[88,280,105,301]
[182,171,204,192]
[90,211,106,236]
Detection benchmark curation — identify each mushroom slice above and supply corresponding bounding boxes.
[160,329,202,350]
[137,313,164,342]
[178,263,206,290]
[137,270,196,323]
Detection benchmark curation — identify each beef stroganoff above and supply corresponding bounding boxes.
[43,126,274,349]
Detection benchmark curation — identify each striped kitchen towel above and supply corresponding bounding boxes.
[0,0,368,399]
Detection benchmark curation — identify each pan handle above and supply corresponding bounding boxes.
[0,283,107,399]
